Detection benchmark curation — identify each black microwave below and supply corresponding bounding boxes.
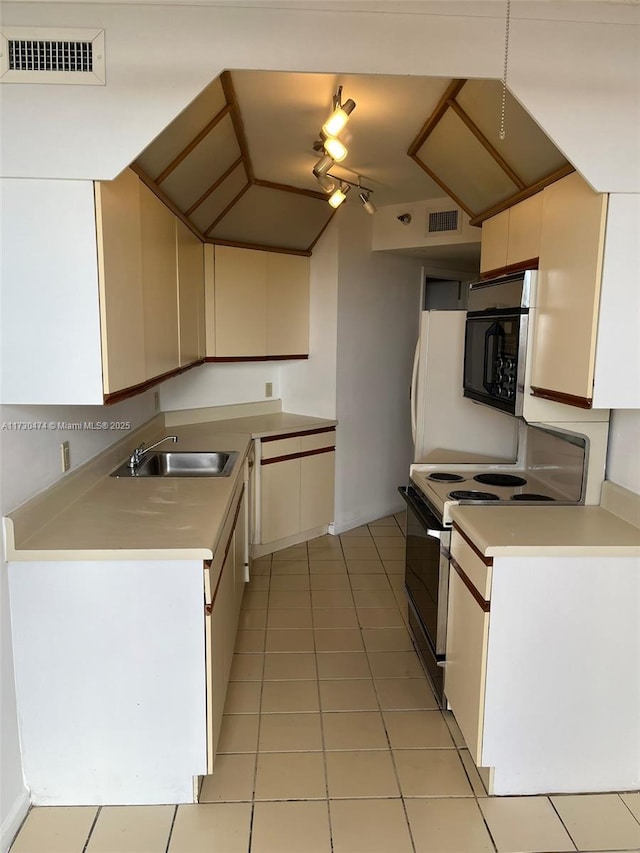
[462,271,537,417]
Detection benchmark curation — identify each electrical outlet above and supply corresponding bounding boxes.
[153,391,160,412]
[61,441,71,473]
[265,382,273,397]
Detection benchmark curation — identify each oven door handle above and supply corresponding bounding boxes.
[483,322,504,393]
[398,486,447,538]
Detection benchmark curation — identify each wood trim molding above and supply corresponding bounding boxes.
[447,99,526,190]
[450,556,491,613]
[204,354,309,362]
[129,164,207,242]
[103,359,205,406]
[261,446,335,466]
[154,104,232,186]
[306,210,337,253]
[204,182,252,235]
[253,178,328,201]
[530,386,593,409]
[204,239,311,257]
[220,70,254,181]
[261,427,336,443]
[469,164,575,226]
[409,153,476,219]
[480,258,539,280]
[185,157,244,216]
[452,524,493,567]
[408,79,466,156]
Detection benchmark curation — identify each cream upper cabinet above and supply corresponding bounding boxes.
[210,245,310,359]
[267,253,310,356]
[140,183,180,379]
[214,245,268,357]
[176,219,205,366]
[95,168,147,394]
[480,194,543,276]
[530,172,607,405]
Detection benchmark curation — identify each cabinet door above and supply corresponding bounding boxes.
[140,184,180,378]
[531,173,607,403]
[204,244,216,357]
[266,254,310,355]
[95,168,146,393]
[444,567,490,766]
[176,220,205,366]
[506,193,542,267]
[214,246,268,356]
[300,450,335,531]
[206,543,235,771]
[260,458,301,543]
[479,210,509,274]
[233,489,248,619]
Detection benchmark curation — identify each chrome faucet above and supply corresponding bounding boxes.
[127,435,178,469]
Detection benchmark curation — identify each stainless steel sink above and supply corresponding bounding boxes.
[111,450,238,478]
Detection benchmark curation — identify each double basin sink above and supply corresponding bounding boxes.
[111,450,238,478]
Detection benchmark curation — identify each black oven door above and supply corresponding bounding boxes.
[463,310,523,415]
[399,486,450,706]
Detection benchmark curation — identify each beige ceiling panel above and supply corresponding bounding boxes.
[159,114,241,211]
[417,110,519,214]
[189,163,249,232]
[457,79,568,186]
[135,77,227,180]
[209,185,331,251]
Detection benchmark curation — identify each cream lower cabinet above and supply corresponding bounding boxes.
[210,245,310,359]
[205,481,247,770]
[259,429,335,548]
[444,524,640,796]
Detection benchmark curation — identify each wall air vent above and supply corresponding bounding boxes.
[0,28,105,84]
[428,209,459,234]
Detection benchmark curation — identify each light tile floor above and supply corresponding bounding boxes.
[10,512,640,853]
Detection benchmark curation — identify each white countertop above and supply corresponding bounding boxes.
[5,412,336,562]
[450,504,640,557]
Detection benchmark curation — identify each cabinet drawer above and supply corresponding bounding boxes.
[300,429,335,452]
[451,529,493,601]
[261,436,302,460]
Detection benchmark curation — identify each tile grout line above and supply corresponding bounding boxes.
[163,804,179,853]
[80,804,102,853]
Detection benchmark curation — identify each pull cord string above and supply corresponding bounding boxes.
[499,0,511,141]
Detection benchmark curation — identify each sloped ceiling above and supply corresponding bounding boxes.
[132,70,571,255]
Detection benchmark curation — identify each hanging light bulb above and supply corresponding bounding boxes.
[328,183,350,209]
[323,136,348,163]
[359,191,376,215]
[322,97,356,138]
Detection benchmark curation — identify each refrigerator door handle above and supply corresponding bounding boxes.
[410,338,420,444]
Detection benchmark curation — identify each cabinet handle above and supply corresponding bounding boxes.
[205,603,212,615]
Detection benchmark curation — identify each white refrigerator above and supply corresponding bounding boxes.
[411,310,519,463]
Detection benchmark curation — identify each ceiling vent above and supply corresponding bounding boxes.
[0,28,105,84]
[427,209,460,234]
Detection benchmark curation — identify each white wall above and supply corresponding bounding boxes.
[280,219,339,420]
[606,410,640,495]
[159,362,280,412]
[333,206,422,531]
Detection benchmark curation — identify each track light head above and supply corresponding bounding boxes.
[317,174,338,194]
[323,136,348,162]
[359,191,376,215]
[322,96,356,138]
[312,154,334,178]
[328,183,350,209]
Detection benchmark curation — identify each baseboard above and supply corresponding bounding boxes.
[1,789,30,853]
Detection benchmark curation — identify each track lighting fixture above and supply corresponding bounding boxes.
[328,183,350,209]
[313,154,334,178]
[322,86,356,138]
[317,174,338,194]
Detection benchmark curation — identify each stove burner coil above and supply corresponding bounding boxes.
[510,493,556,501]
[448,490,500,501]
[474,473,527,487]
[427,472,465,482]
